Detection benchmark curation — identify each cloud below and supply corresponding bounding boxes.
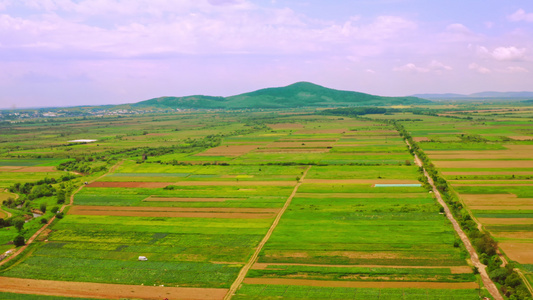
[393,60,452,74]
[441,23,481,43]
[491,46,527,61]
[508,9,533,22]
[446,23,473,35]
[394,63,428,73]
[476,46,527,61]
[500,66,529,73]
[428,60,452,72]
[469,63,491,74]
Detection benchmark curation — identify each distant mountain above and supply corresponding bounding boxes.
[412,91,533,100]
[132,95,226,109]
[134,82,430,110]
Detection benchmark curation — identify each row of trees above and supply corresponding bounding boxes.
[392,120,531,300]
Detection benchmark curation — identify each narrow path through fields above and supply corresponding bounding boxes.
[0,160,123,268]
[223,165,312,300]
[405,140,503,300]
[0,191,17,218]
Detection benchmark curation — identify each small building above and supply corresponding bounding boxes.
[138,256,148,261]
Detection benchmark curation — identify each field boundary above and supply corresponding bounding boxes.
[223,165,312,300]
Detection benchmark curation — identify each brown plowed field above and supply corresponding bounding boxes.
[0,166,23,171]
[303,179,419,184]
[434,161,533,169]
[471,205,533,210]
[508,136,533,141]
[86,182,173,188]
[169,181,296,186]
[0,276,227,300]
[145,133,168,136]
[144,197,240,202]
[196,145,260,156]
[296,129,346,134]
[478,218,533,225]
[444,171,533,175]
[267,123,304,129]
[413,137,431,142]
[266,142,335,148]
[462,195,533,206]
[10,166,57,172]
[495,232,533,239]
[429,153,533,159]
[251,264,472,274]
[70,206,280,213]
[255,149,330,153]
[243,278,478,289]
[499,243,533,264]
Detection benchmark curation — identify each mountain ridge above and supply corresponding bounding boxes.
[132,82,430,109]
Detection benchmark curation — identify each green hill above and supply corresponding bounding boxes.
[132,82,429,109]
[132,95,226,109]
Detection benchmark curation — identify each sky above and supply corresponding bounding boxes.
[1,0,532,109]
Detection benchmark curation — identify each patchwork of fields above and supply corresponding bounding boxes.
[375,108,533,295]
[1,110,523,299]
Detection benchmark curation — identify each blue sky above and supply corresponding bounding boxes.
[0,0,532,108]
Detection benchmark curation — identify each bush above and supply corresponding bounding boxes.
[56,212,64,219]
[13,217,25,232]
[40,218,48,224]
[51,206,60,213]
[40,203,47,213]
[13,235,25,247]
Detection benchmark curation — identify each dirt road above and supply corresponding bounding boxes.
[406,140,502,300]
[223,166,312,300]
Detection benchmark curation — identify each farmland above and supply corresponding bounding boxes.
[0,105,531,299]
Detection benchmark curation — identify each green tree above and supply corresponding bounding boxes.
[13,235,25,247]
[13,217,25,232]
[40,203,47,213]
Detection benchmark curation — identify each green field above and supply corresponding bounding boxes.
[2,107,531,299]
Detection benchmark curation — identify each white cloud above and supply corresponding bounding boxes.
[469,63,491,74]
[508,9,533,22]
[475,45,527,61]
[365,69,376,74]
[394,63,428,73]
[446,23,472,35]
[491,46,527,61]
[428,60,452,72]
[393,60,452,74]
[441,23,481,43]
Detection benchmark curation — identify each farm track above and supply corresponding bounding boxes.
[223,165,312,300]
[0,191,17,218]
[515,269,533,296]
[405,140,503,300]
